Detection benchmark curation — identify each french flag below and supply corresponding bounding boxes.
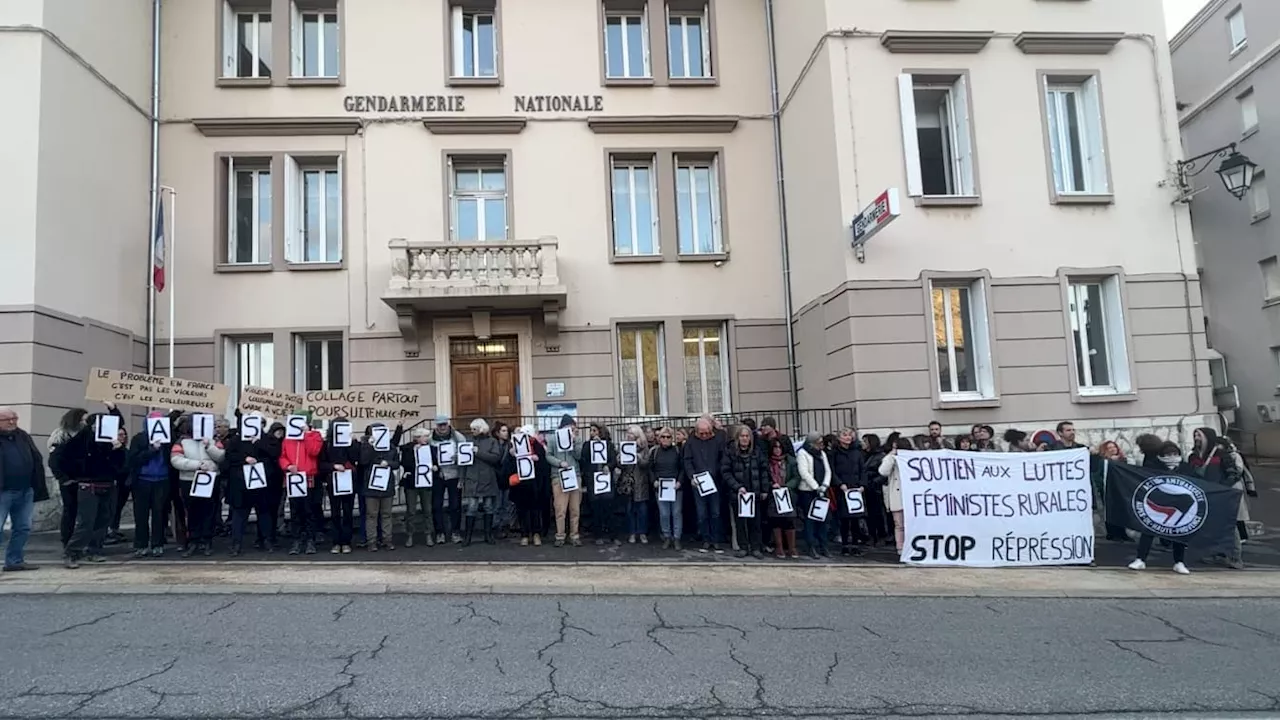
[153,200,165,292]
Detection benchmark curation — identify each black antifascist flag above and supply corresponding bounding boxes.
[1104,462,1241,553]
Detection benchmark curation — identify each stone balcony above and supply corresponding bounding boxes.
[383,237,569,355]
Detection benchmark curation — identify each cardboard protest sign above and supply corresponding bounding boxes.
[370,425,391,451]
[333,422,353,447]
[843,488,866,516]
[896,448,1094,567]
[238,386,303,418]
[457,443,475,466]
[85,368,231,414]
[693,472,717,497]
[589,440,608,466]
[658,478,677,503]
[192,413,215,441]
[94,414,120,443]
[243,463,268,491]
[738,492,756,518]
[146,416,171,444]
[593,471,612,496]
[240,414,264,441]
[299,388,423,422]
[285,415,308,440]
[368,465,391,492]
[286,472,308,498]
[191,470,216,499]
[808,497,830,522]
[560,467,579,492]
[619,441,637,466]
[332,469,354,495]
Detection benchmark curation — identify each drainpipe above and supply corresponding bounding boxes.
[145,0,162,374]
[764,0,800,416]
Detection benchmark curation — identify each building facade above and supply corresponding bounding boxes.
[3,0,1211,454]
[1172,0,1280,452]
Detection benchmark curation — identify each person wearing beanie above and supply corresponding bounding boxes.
[546,414,583,546]
[428,414,468,545]
[279,411,323,555]
[221,409,269,556]
[359,422,402,551]
[126,410,174,557]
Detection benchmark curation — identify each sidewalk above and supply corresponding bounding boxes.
[3,561,1280,598]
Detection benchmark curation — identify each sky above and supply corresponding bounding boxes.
[1164,0,1208,37]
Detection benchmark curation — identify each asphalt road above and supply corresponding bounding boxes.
[3,595,1279,719]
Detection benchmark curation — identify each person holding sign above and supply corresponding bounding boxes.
[52,406,127,568]
[547,414,583,547]
[616,426,652,545]
[169,415,227,558]
[501,424,549,546]
[722,426,769,559]
[830,428,867,557]
[358,423,402,551]
[221,412,267,557]
[580,423,619,545]
[124,411,176,557]
[795,432,832,559]
[400,428,438,549]
[324,417,364,554]
[877,436,913,555]
[764,438,801,559]
[460,419,503,546]
[682,418,725,553]
[649,427,684,551]
[428,414,469,545]
[279,411,324,555]
[249,421,286,552]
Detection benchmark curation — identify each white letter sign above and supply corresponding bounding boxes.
[94,414,120,443]
[332,469,354,496]
[371,425,391,451]
[192,413,215,441]
[285,415,307,440]
[738,492,756,518]
[593,471,612,496]
[333,421,352,447]
[693,472,717,497]
[191,470,216,499]
[286,472,308,498]
[843,488,866,516]
[414,445,434,489]
[513,433,532,458]
[559,467,579,492]
[517,455,536,481]
[556,427,574,452]
[618,441,637,466]
[368,465,391,492]
[146,416,171,444]
[243,463,267,491]
[240,414,264,441]
[808,497,830,522]
[589,440,607,466]
[772,487,794,515]
[457,442,475,466]
[438,441,456,465]
[658,478,677,503]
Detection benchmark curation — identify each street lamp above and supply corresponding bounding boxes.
[1177,143,1258,201]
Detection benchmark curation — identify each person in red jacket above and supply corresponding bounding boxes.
[279,411,324,555]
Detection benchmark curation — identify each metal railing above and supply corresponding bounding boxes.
[413,409,857,441]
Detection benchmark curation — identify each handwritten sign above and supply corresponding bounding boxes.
[239,386,303,418]
[85,368,230,414]
[300,388,423,421]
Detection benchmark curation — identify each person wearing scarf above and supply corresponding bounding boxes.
[765,438,800,558]
[1128,441,1195,575]
[796,431,832,558]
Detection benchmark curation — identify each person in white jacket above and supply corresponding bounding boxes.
[795,432,832,558]
[170,416,226,558]
[878,436,912,555]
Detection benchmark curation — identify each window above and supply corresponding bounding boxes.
[667,2,710,79]
[929,280,994,400]
[1261,257,1280,299]
[897,74,976,198]
[1252,171,1270,219]
[295,336,343,392]
[225,158,272,265]
[224,338,274,414]
[683,324,729,413]
[449,157,508,242]
[450,3,498,80]
[1067,277,1131,395]
[674,155,722,255]
[1044,75,1110,196]
[610,156,659,257]
[221,2,272,79]
[1228,7,1247,54]
[285,156,342,264]
[604,4,650,79]
[1209,356,1229,389]
[618,325,666,416]
[291,1,339,78]
[1240,88,1259,133]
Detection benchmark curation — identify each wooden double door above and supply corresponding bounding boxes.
[451,359,519,428]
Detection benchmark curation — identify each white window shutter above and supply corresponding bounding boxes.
[701,19,712,76]
[1083,76,1109,193]
[897,74,923,197]
[290,2,304,76]
[503,156,511,238]
[710,160,723,251]
[225,157,236,262]
[642,17,651,75]
[284,156,300,262]
[450,5,464,76]
[222,2,237,77]
[951,75,975,195]
[1044,77,1066,193]
[334,156,344,262]
[447,157,456,240]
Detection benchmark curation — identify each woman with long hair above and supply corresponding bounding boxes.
[48,407,87,548]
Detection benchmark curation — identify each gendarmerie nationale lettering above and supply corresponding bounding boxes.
[512,94,604,113]
[343,95,466,113]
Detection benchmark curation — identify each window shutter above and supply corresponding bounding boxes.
[897,74,923,197]
[951,75,975,195]
[334,156,344,262]
[1044,77,1065,193]
[284,156,300,262]
[503,156,511,239]
[225,157,236,262]
[642,17,651,75]
[700,18,712,77]
[650,165,661,252]
[222,2,237,77]
[450,5,464,76]
[290,3,304,76]
[710,158,723,251]
[447,156,456,240]
[1082,76,1109,193]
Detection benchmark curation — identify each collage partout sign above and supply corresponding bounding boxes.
[239,386,424,422]
[895,449,1095,568]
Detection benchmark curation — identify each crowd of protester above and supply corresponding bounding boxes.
[0,404,1260,574]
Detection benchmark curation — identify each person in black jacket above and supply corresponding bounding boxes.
[125,411,174,557]
[252,422,286,552]
[54,406,126,567]
[399,427,434,550]
[722,426,768,558]
[503,425,551,547]
[48,407,87,549]
[683,418,725,552]
[0,406,49,572]
[580,423,620,545]
[860,433,889,547]
[830,427,866,556]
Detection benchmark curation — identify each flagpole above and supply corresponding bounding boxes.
[162,186,176,378]
[145,0,162,375]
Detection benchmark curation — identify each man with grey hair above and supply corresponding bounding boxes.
[0,407,48,572]
[429,414,468,544]
[682,417,725,553]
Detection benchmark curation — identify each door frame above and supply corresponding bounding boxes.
[432,316,534,419]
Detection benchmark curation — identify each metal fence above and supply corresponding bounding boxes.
[411,408,857,440]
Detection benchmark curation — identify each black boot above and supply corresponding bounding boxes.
[483,515,496,545]
[463,516,476,547]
